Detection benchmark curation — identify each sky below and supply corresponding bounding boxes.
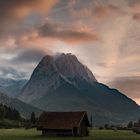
[0,0,140,104]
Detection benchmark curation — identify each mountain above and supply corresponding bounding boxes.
[0,78,27,97]
[19,53,97,103]
[0,92,41,118]
[18,53,140,125]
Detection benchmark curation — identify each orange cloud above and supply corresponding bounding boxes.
[109,76,140,105]
[0,0,58,33]
[11,0,58,18]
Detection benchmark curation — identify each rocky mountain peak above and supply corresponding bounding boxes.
[30,53,97,83]
[54,53,97,82]
[19,53,97,103]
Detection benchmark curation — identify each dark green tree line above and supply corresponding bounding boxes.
[0,104,20,120]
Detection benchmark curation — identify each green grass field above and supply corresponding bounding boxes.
[0,128,140,140]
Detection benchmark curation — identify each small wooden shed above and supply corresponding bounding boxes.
[37,111,90,136]
[133,122,140,134]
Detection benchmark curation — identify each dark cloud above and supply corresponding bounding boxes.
[38,21,98,43]
[96,62,108,67]
[109,76,140,102]
[70,1,127,20]
[133,13,140,20]
[93,5,127,19]
[128,0,140,6]
[0,67,26,79]
[0,48,47,79]
[0,0,57,34]
[11,48,46,64]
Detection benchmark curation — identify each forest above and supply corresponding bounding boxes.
[0,104,35,128]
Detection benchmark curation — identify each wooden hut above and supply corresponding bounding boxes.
[37,111,90,136]
[133,122,140,134]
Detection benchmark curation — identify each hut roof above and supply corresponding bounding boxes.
[134,122,140,127]
[37,111,90,130]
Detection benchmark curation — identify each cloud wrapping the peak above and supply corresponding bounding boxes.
[10,48,46,64]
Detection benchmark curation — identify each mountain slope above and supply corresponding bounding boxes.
[0,78,27,97]
[0,92,41,118]
[18,53,140,125]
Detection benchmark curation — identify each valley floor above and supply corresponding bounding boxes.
[0,128,140,140]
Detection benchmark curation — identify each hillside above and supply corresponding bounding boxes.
[0,92,41,118]
[0,78,27,97]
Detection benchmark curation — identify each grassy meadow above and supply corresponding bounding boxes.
[0,128,140,140]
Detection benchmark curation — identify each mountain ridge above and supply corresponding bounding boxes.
[18,53,140,125]
[0,78,27,97]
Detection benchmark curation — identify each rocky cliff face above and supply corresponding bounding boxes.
[19,53,97,103]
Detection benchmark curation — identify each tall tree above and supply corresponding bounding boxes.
[30,112,36,124]
[138,118,140,124]
[127,121,133,128]
[0,105,5,120]
[90,115,93,128]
